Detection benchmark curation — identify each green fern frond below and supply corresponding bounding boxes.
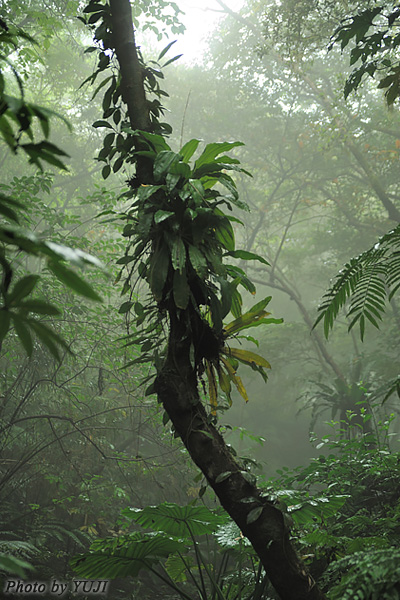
[314,224,400,340]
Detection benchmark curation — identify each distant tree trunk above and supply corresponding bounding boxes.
[109,1,328,598]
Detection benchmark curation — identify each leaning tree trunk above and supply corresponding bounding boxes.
[108,1,328,598]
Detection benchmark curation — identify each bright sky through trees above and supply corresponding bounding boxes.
[175,0,245,63]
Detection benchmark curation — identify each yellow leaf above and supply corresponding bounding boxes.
[233,373,249,402]
[223,346,271,369]
[218,368,231,395]
[206,362,218,415]
[220,357,249,403]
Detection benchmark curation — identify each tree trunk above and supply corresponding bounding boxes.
[109,1,328,598]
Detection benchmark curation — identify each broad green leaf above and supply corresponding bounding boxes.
[154,210,174,224]
[71,533,182,579]
[165,553,191,583]
[47,262,102,302]
[0,555,34,578]
[194,141,244,170]
[179,139,200,163]
[169,161,191,179]
[188,245,207,275]
[171,238,186,273]
[149,246,170,301]
[92,119,114,129]
[153,151,180,181]
[215,218,235,252]
[173,270,189,309]
[138,131,171,153]
[123,503,228,537]
[119,301,134,314]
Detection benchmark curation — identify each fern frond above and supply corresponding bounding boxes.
[314,224,400,339]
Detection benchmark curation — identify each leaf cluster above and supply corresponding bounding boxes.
[0,175,103,359]
[330,3,400,105]
[71,502,267,599]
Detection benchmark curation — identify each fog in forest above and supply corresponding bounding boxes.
[1,1,399,599]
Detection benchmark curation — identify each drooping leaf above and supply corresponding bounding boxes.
[47,262,102,302]
[8,275,40,305]
[223,347,271,369]
[173,270,189,309]
[11,314,33,356]
[71,533,182,579]
[224,250,270,266]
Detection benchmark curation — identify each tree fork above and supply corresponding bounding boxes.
[109,1,328,598]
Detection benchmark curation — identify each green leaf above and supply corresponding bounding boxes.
[28,320,69,360]
[11,314,33,356]
[194,141,244,170]
[154,210,174,224]
[179,139,200,163]
[122,503,228,537]
[171,238,186,273]
[162,54,183,68]
[215,218,235,252]
[0,554,34,578]
[247,506,263,524]
[19,300,61,316]
[8,275,40,305]
[102,164,111,179]
[215,471,233,484]
[224,250,270,266]
[188,245,207,275]
[173,270,189,309]
[47,262,102,302]
[0,311,11,344]
[153,151,180,181]
[71,533,182,579]
[148,246,170,301]
[158,39,177,61]
[119,301,133,314]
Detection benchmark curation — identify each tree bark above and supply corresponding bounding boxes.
[109,1,328,598]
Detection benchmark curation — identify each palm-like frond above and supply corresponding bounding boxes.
[314,224,400,340]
